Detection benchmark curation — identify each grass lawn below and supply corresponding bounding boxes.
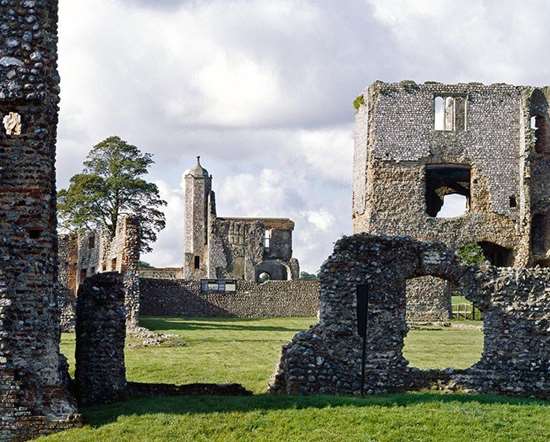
[42,317,550,442]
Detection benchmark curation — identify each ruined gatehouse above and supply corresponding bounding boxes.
[352,81,550,321]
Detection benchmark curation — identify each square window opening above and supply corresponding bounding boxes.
[426,165,471,218]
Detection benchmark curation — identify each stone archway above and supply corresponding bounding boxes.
[270,234,550,398]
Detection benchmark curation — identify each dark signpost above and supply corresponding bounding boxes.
[356,284,369,396]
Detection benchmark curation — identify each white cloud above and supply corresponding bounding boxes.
[57,0,550,272]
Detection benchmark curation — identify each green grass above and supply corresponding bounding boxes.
[404,322,483,369]
[43,317,550,442]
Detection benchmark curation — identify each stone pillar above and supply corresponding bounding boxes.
[0,1,80,439]
[120,216,141,329]
[75,273,127,406]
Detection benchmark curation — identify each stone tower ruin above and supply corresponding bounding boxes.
[183,157,299,282]
[183,156,213,280]
[352,81,550,320]
[0,1,80,439]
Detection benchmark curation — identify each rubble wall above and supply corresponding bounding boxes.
[0,1,81,439]
[270,234,550,398]
[140,279,320,318]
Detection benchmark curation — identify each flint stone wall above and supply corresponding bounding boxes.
[0,1,81,440]
[75,273,127,406]
[352,81,550,323]
[270,234,550,398]
[140,279,319,318]
[406,276,452,322]
[58,215,141,331]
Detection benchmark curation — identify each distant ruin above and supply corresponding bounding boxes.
[352,81,550,322]
[0,1,81,439]
[136,158,318,320]
[184,157,300,282]
[58,215,141,330]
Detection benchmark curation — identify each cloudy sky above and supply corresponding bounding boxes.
[56,0,550,272]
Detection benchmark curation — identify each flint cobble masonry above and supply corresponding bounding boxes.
[0,1,81,440]
[352,81,550,322]
[75,273,127,406]
[140,279,320,318]
[270,234,550,398]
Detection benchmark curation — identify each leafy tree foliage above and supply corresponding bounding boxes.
[300,271,319,280]
[58,136,167,253]
[456,243,487,266]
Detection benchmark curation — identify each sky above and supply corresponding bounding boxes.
[56,0,550,272]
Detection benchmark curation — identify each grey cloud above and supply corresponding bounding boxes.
[57,0,550,271]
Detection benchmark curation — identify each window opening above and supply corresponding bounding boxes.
[88,234,95,249]
[478,242,514,267]
[263,230,272,249]
[509,196,517,208]
[404,276,483,370]
[111,258,117,271]
[194,256,200,270]
[434,96,467,131]
[425,165,471,217]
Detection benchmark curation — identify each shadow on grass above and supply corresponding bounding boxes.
[139,317,314,333]
[82,392,549,428]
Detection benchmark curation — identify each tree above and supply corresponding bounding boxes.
[300,271,319,280]
[58,136,167,253]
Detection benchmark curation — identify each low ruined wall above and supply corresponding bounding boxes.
[75,273,127,406]
[270,234,550,398]
[140,279,320,318]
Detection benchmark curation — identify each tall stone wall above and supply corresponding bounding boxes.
[0,1,80,439]
[75,273,127,406]
[58,215,141,330]
[270,234,550,398]
[352,81,550,321]
[352,81,550,265]
[140,279,320,318]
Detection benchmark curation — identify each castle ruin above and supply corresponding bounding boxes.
[352,81,550,321]
[58,215,141,331]
[183,157,300,282]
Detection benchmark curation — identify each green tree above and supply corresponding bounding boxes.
[58,136,167,253]
[300,271,319,280]
[457,243,486,266]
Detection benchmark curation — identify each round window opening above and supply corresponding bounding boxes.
[258,272,271,283]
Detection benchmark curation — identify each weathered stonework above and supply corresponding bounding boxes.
[270,234,550,398]
[0,1,81,439]
[183,157,299,282]
[140,279,320,318]
[58,215,141,330]
[405,277,452,323]
[353,81,550,321]
[75,273,127,406]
